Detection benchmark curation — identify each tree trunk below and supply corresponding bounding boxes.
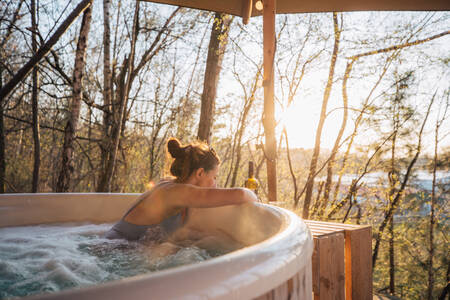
[0,0,93,102]
[0,1,24,50]
[100,0,113,186]
[437,263,449,300]
[31,0,40,193]
[427,157,436,299]
[229,69,260,187]
[427,97,446,299]
[303,12,340,217]
[97,6,180,191]
[341,188,355,223]
[98,1,139,192]
[319,56,350,217]
[331,55,394,207]
[197,13,232,143]
[229,109,250,187]
[0,1,24,193]
[389,216,395,295]
[102,0,112,114]
[283,128,299,203]
[56,4,92,192]
[0,67,4,193]
[388,114,398,295]
[311,181,325,217]
[438,283,449,300]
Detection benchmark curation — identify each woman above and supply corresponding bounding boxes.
[105,137,257,241]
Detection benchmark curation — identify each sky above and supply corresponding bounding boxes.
[215,11,450,153]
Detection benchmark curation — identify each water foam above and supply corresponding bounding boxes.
[0,223,222,299]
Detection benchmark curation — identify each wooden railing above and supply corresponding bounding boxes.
[304,220,373,300]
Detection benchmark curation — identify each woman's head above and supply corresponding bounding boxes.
[167,138,220,185]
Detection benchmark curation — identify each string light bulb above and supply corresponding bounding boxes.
[255,0,263,11]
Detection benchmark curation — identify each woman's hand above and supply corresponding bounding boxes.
[147,242,180,263]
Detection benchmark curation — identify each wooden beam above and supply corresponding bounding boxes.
[263,0,277,202]
[139,0,450,16]
[241,0,253,24]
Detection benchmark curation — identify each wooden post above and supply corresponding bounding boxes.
[263,0,277,202]
[345,226,373,300]
[241,0,253,25]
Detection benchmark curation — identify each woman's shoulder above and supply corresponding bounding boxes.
[146,178,175,190]
[149,178,189,196]
[139,179,175,199]
[156,178,198,191]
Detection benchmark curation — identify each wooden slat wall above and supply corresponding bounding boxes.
[253,220,371,300]
[313,232,345,300]
[305,220,373,300]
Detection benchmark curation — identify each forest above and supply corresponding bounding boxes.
[0,0,449,299]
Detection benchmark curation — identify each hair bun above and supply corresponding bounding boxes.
[167,138,184,158]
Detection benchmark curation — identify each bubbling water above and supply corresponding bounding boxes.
[0,223,232,299]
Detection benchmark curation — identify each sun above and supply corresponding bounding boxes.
[277,101,319,149]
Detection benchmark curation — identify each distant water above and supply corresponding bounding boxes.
[321,170,449,190]
[0,223,225,299]
[411,170,450,191]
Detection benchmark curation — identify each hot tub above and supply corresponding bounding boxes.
[0,193,313,300]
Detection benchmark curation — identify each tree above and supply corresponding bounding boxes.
[56,2,93,192]
[0,0,24,193]
[428,92,448,300]
[372,88,435,271]
[275,14,324,207]
[0,0,93,102]
[303,12,341,218]
[96,5,183,192]
[197,13,233,143]
[325,28,450,221]
[225,65,262,188]
[30,0,40,192]
[98,1,140,192]
[386,71,417,294]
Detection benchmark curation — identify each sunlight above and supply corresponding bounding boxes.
[278,98,351,150]
[278,102,318,149]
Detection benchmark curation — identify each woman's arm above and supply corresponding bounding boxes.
[164,184,257,209]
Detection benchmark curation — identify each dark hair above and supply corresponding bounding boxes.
[167,137,220,182]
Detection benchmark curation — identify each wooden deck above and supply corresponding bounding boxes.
[304,220,373,300]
